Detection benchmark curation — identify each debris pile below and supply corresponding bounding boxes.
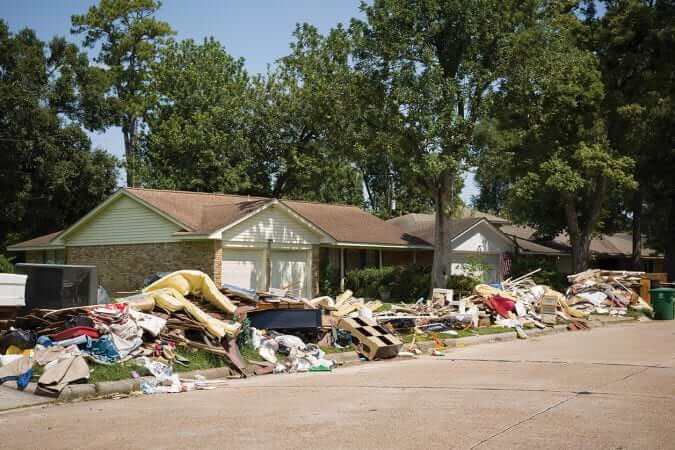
[0,266,658,399]
[565,270,652,316]
[0,271,256,397]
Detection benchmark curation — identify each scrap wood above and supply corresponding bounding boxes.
[335,290,353,308]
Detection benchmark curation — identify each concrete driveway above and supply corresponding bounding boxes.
[1,320,673,449]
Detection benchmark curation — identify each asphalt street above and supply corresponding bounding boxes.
[2,320,674,449]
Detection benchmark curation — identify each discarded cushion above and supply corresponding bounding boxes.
[143,270,237,315]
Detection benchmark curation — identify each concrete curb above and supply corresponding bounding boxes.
[56,316,639,402]
[56,365,236,402]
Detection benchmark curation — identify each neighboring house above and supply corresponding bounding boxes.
[386,214,516,282]
[499,224,664,273]
[8,189,517,296]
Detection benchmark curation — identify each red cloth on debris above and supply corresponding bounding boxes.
[485,295,516,318]
[51,326,101,341]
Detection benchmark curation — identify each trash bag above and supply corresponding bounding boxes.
[0,329,36,354]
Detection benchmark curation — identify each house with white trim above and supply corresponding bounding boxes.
[8,188,518,296]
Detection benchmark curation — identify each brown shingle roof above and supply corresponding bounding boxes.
[7,231,63,250]
[125,188,269,232]
[386,214,485,243]
[282,200,426,246]
[125,188,423,246]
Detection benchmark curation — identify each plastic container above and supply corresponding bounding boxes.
[650,288,675,320]
[0,273,28,307]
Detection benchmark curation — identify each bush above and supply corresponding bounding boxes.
[345,265,431,302]
[0,254,14,273]
[510,257,567,291]
[446,275,480,295]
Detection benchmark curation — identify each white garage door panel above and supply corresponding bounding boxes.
[271,250,308,297]
[221,249,264,290]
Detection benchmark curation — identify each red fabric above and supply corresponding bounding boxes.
[485,295,516,318]
[51,326,101,341]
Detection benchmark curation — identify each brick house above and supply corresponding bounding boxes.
[8,188,516,296]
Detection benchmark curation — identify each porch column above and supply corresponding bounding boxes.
[413,250,417,264]
[265,239,272,291]
[379,249,383,268]
[340,247,345,291]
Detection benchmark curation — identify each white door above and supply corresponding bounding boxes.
[221,248,264,290]
[271,250,309,298]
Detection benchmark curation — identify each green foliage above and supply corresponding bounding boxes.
[320,263,340,297]
[141,38,260,194]
[459,255,492,282]
[72,0,174,186]
[0,21,119,251]
[477,9,637,271]
[510,257,567,292]
[350,0,545,287]
[0,255,14,273]
[345,265,431,302]
[446,275,480,294]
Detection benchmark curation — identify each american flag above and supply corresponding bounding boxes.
[501,252,512,280]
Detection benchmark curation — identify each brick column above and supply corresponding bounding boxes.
[213,240,223,287]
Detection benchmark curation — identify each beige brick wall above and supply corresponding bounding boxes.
[25,251,44,264]
[67,241,220,295]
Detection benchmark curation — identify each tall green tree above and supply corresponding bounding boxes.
[72,0,173,187]
[597,0,675,273]
[489,10,636,272]
[141,38,262,194]
[350,0,538,287]
[0,21,118,250]
[249,24,364,204]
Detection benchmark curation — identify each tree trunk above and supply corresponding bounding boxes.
[570,233,592,274]
[631,190,643,270]
[431,171,453,289]
[122,122,133,187]
[665,192,675,282]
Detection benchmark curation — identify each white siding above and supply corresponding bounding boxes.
[452,222,513,253]
[65,195,182,246]
[221,206,320,245]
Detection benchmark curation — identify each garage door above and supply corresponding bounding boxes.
[271,250,309,298]
[221,248,264,290]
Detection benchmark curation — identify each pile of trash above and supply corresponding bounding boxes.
[566,269,652,316]
[0,271,258,397]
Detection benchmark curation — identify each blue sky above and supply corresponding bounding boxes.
[2,0,478,201]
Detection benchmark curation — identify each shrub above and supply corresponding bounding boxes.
[0,254,14,273]
[446,275,480,295]
[345,265,432,302]
[509,257,567,291]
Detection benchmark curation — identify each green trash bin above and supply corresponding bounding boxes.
[650,288,675,320]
